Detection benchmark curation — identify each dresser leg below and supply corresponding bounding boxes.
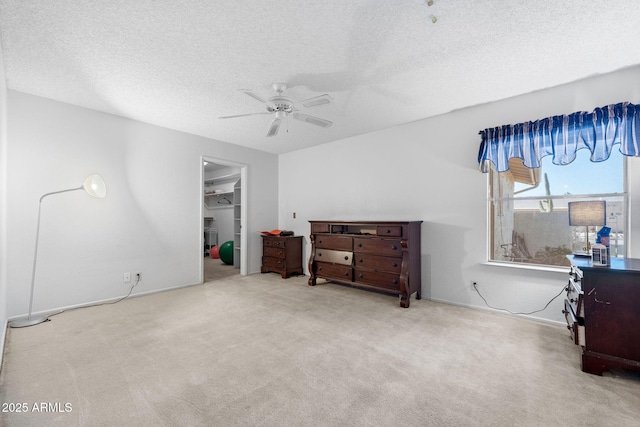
[400,294,410,308]
[582,350,640,376]
[582,352,606,376]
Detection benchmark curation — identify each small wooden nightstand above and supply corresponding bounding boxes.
[261,235,303,279]
[564,255,640,375]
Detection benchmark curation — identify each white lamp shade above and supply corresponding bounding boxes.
[82,174,107,198]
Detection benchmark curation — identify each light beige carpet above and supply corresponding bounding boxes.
[1,272,639,426]
[203,256,239,282]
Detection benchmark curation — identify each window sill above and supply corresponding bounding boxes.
[483,261,570,274]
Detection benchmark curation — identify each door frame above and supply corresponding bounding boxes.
[199,156,248,280]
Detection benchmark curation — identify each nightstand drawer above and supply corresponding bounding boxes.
[263,256,285,269]
[263,237,286,248]
[263,246,285,258]
[563,299,585,346]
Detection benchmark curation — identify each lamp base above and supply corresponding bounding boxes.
[9,316,49,328]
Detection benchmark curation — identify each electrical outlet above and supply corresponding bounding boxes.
[123,272,131,283]
[293,212,296,219]
[135,272,142,282]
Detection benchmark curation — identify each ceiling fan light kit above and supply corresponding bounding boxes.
[220,83,333,137]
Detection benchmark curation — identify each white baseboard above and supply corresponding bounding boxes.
[6,281,205,323]
[428,297,565,328]
[0,317,7,373]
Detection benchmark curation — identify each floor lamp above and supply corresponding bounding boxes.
[9,174,107,328]
[568,200,606,256]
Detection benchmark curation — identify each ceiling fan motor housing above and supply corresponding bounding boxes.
[267,96,294,113]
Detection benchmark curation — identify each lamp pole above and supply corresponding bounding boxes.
[9,175,106,328]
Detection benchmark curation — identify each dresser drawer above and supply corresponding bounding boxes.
[316,262,352,281]
[354,269,401,291]
[315,235,352,251]
[263,246,285,258]
[311,223,330,233]
[315,249,352,265]
[353,238,403,257]
[377,225,402,237]
[354,254,402,273]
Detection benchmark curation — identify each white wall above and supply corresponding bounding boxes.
[5,91,278,318]
[204,204,234,246]
[0,33,8,367]
[279,65,640,324]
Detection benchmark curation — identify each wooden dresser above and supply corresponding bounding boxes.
[308,220,422,307]
[563,255,640,375]
[261,235,303,279]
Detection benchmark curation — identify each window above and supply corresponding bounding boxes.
[489,149,626,268]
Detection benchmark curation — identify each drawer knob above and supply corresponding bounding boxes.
[392,245,397,250]
[392,262,398,267]
[392,279,398,285]
[358,258,363,263]
[345,272,349,276]
[358,243,362,248]
[344,256,349,261]
[318,266,323,271]
[358,273,363,279]
[318,253,322,257]
[385,229,391,233]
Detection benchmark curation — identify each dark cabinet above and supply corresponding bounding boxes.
[563,256,640,375]
[308,220,422,307]
[261,235,303,279]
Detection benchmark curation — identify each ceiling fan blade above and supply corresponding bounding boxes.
[296,94,333,108]
[292,112,332,128]
[266,117,282,137]
[240,89,267,104]
[219,112,271,119]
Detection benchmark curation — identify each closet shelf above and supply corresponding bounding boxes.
[204,173,240,184]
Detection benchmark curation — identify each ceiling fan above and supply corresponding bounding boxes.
[219,83,333,137]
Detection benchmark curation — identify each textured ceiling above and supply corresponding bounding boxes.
[1,1,640,154]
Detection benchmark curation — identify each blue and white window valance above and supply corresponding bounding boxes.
[478,102,640,173]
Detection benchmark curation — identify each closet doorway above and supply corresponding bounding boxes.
[201,157,247,282]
